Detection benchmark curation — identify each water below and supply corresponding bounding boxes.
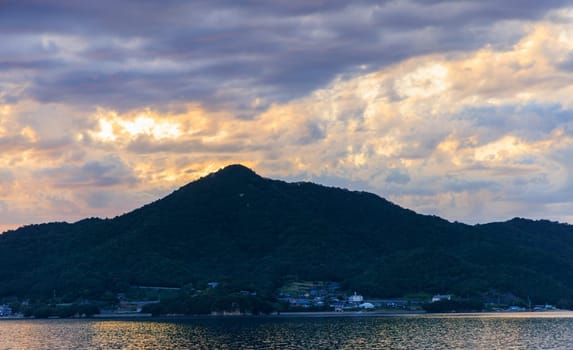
[2,312,573,349]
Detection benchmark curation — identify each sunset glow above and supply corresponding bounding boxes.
[2,1,573,230]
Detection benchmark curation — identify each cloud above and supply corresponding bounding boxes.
[1,0,568,111]
[38,156,138,189]
[385,170,411,185]
[2,2,573,230]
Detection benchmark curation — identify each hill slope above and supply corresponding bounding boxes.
[1,164,573,305]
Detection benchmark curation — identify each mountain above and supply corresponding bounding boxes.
[1,164,573,306]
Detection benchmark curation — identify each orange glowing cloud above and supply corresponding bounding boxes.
[3,8,573,230]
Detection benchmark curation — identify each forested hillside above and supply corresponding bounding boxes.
[1,165,572,306]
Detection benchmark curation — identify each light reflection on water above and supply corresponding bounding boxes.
[1,312,573,349]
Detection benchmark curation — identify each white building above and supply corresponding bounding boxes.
[431,294,451,303]
[349,292,364,303]
[359,302,375,309]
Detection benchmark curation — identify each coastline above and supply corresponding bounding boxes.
[275,310,425,317]
[3,310,573,321]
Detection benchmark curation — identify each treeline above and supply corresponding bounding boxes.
[422,299,485,313]
[19,303,100,318]
[143,288,277,316]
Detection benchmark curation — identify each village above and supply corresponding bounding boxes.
[277,281,438,312]
[0,281,561,318]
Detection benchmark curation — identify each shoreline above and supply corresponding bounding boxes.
[3,310,573,321]
[87,310,424,320]
[275,310,425,317]
[77,309,573,321]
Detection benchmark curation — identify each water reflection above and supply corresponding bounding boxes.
[1,312,573,349]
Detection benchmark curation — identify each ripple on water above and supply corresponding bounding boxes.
[1,313,573,349]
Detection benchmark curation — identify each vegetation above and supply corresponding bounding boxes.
[1,164,573,309]
[142,287,276,316]
[422,299,485,313]
[21,304,100,318]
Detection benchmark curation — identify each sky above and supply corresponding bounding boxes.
[1,0,573,231]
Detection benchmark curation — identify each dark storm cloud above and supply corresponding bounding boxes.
[444,177,497,192]
[385,169,411,185]
[558,55,573,71]
[28,70,215,110]
[38,156,137,188]
[0,59,63,71]
[297,121,326,145]
[456,104,573,142]
[1,0,568,111]
[372,0,569,29]
[124,136,258,154]
[83,191,115,209]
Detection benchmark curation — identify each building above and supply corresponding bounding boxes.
[359,302,375,309]
[0,304,12,317]
[431,294,451,303]
[349,292,364,303]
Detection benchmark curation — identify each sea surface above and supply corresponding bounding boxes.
[1,312,573,349]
